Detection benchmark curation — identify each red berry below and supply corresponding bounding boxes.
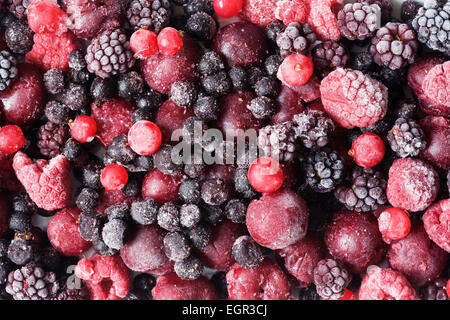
[157,28,183,57]
[447,279,450,298]
[130,29,158,59]
[248,156,283,193]
[213,0,243,18]
[0,125,25,154]
[378,207,411,241]
[349,132,385,168]
[339,289,356,300]
[70,115,97,143]
[128,120,162,156]
[27,0,68,35]
[279,54,314,87]
[101,164,128,192]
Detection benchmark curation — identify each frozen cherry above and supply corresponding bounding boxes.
[70,115,97,143]
[152,273,217,300]
[419,115,450,170]
[423,199,450,253]
[141,169,183,205]
[101,164,129,192]
[349,132,385,168]
[272,85,305,124]
[248,156,284,193]
[378,207,411,241]
[155,100,194,144]
[130,29,158,59]
[278,54,313,87]
[0,125,25,154]
[214,0,243,18]
[128,120,162,155]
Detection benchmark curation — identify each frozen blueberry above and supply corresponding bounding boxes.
[75,188,99,212]
[180,204,202,228]
[163,232,191,261]
[201,179,230,206]
[157,202,181,232]
[225,199,247,224]
[232,235,264,269]
[174,254,203,280]
[187,223,211,248]
[102,219,128,250]
[105,203,130,221]
[130,199,158,225]
[171,81,198,107]
[78,210,103,241]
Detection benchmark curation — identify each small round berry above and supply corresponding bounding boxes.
[349,132,385,168]
[0,125,25,154]
[213,0,243,18]
[180,204,202,228]
[248,156,283,194]
[279,54,313,87]
[117,71,144,100]
[127,120,162,156]
[339,289,356,300]
[100,164,129,192]
[378,207,411,241]
[130,29,158,59]
[447,279,450,298]
[70,115,97,143]
[157,27,183,57]
[171,81,198,107]
[90,77,116,102]
[27,0,67,34]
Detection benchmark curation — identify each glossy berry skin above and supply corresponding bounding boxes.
[101,164,129,192]
[128,120,162,155]
[0,125,25,154]
[349,132,385,168]
[248,156,283,194]
[279,54,313,87]
[339,289,356,300]
[70,115,97,143]
[27,0,68,35]
[213,0,243,18]
[130,29,158,59]
[157,28,183,57]
[378,207,411,241]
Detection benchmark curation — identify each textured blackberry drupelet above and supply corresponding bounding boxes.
[276,22,317,58]
[303,148,345,193]
[421,278,449,300]
[85,28,135,78]
[127,0,171,32]
[53,286,90,300]
[5,20,33,54]
[337,2,380,41]
[312,41,349,77]
[335,167,387,213]
[6,262,59,300]
[44,101,70,125]
[313,259,352,300]
[412,0,450,54]
[258,122,296,163]
[58,83,88,111]
[186,12,217,40]
[247,96,275,119]
[0,50,17,91]
[386,117,426,158]
[6,0,32,19]
[370,22,419,70]
[293,110,335,150]
[36,122,70,158]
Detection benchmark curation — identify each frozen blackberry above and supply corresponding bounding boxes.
[85,28,135,78]
[395,100,417,119]
[6,0,32,19]
[303,148,345,193]
[335,167,387,213]
[401,0,422,23]
[312,41,349,77]
[358,0,393,22]
[247,96,275,120]
[350,51,375,72]
[136,89,163,111]
[313,259,351,300]
[264,55,282,77]
[228,67,248,90]
[293,109,335,150]
[127,0,171,33]
[107,135,136,164]
[174,254,203,280]
[130,199,158,225]
[78,210,103,242]
[337,2,380,41]
[201,179,229,206]
[265,22,285,43]
[202,205,224,226]
[234,168,258,199]
[232,236,264,269]
[224,199,246,224]
[193,95,220,121]
[187,223,211,248]
[201,71,231,97]
[157,202,181,232]
[90,77,116,102]
[44,101,70,125]
[186,12,217,40]
[6,262,59,300]
[9,212,32,233]
[5,20,33,54]
[105,203,130,221]
[370,22,418,70]
[258,122,296,163]
[102,219,128,250]
[178,178,201,204]
[163,232,191,261]
[117,71,144,100]
[386,117,426,158]
[254,77,279,97]
[81,160,102,189]
[171,81,198,107]
[53,285,89,301]
[421,278,448,300]
[11,192,37,215]
[36,122,69,158]
[412,0,450,54]
[180,204,202,228]
[59,83,88,111]
[183,0,213,17]
[7,237,35,266]
[371,67,406,90]
[92,238,117,257]
[276,22,317,58]
[0,50,17,91]
[153,144,183,175]
[75,188,99,212]
[198,51,224,76]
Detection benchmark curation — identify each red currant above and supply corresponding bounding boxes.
[279,54,313,87]
[70,115,97,143]
[157,27,183,57]
[248,156,284,193]
[348,132,385,168]
[101,163,129,192]
[130,29,158,59]
[339,289,356,300]
[0,125,25,154]
[378,207,411,241]
[27,0,68,35]
[128,120,162,156]
[446,279,450,298]
[213,0,243,18]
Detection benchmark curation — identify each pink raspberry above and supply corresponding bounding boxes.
[320,68,388,129]
[240,0,278,26]
[422,61,450,107]
[75,254,131,300]
[274,0,308,26]
[423,199,450,253]
[307,0,343,41]
[386,158,439,212]
[12,151,72,211]
[359,266,417,300]
[25,31,80,71]
[152,273,217,300]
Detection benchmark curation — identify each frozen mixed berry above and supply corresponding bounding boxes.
[378,207,411,241]
[130,29,158,59]
[387,117,426,158]
[36,121,69,158]
[70,115,97,143]
[152,272,217,300]
[423,198,450,253]
[276,23,317,58]
[201,70,232,97]
[201,178,230,206]
[421,278,449,300]
[163,231,191,262]
[312,41,349,78]
[0,125,25,155]
[337,2,380,41]
[107,135,136,165]
[224,199,247,224]
[59,83,88,111]
[293,109,335,150]
[127,0,171,32]
[78,210,103,241]
[75,187,99,212]
[5,19,33,54]
[278,54,313,87]
[186,12,217,41]
[246,96,275,119]
[303,148,344,193]
[117,71,144,100]
[349,132,385,168]
[258,122,296,164]
[274,0,308,27]
[102,218,128,250]
[130,199,158,226]
[174,254,204,280]
[90,77,116,102]
[214,0,243,18]
[350,51,376,73]
[100,163,129,192]
[313,259,352,300]
[231,235,264,269]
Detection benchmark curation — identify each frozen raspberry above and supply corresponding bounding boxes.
[197,220,245,271]
[307,0,343,41]
[26,31,80,71]
[419,116,450,170]
[422,61,450,107]
[386,158,439,212]
[320,68,388,129]
[240,0,277,26]
[226,260,291,300]
[275,0,308,26]
[152,272,217,300]
[423,199,450,253]
[47,207,91,256]
[246,189,308,250]
[141,169,183,205]
[27,0,68,35]
[277,233,325,284]
[359,266,418,300]
[75,254,131,300]
[12,152,72,211]
[387,222,447,286]
[325,211,385,274]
